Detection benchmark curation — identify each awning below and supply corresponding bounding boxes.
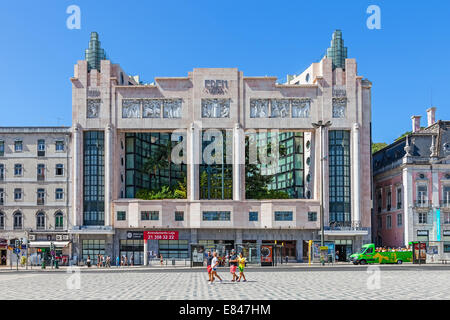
[29,241,70,248]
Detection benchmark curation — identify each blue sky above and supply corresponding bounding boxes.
[0,0,448,144]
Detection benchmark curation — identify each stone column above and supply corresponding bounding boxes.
[72,124,81,227]
[352,123,361,228]
[104,124,113,227]
[188,123,199,201]
[233,123,243,201]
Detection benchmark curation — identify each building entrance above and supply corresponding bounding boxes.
[0,250,6,265]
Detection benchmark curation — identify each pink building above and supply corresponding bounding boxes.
[373,107,450,259]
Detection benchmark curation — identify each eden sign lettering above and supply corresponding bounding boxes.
[143,231,179,241]
[204,80,228,95]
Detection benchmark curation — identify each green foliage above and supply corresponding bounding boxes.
[372,142,388,154]
[135,178,187,200]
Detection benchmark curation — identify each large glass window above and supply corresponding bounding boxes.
[125,132,186,199]
[329,130,351,227]
[82,240,105,265]
[200,130,233,200]
[83,131,105,226]
[120,240,144,265]
[158,240,189,259]
[202,211,231,221]
[245,131,304,199]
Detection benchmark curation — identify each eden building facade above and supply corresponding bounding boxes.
[0,30,373,265]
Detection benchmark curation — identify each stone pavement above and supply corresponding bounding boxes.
[0,265,449,300]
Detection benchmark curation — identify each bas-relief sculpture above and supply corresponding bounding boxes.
[271,99,290,118]
[122,99,141,118]
[142,100,161,118]
[250,99,269,118]
[332,98,347,118]
[201,99,230,118]
[87,99,100,118]
[291,99,311,118]
[163,99,182,118]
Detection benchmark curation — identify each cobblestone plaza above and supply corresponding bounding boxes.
[0,266,449,300]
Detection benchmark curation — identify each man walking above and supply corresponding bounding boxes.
[237,252,247,282]
[229,249,238,282]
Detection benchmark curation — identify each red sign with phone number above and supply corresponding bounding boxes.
[143,231,179,240]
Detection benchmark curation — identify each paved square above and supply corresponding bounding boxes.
[0,267,449,300]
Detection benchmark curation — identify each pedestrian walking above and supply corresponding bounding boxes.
[86,255,91,268]
[124,256,128,266]
[160,254,163,266]
[237,252,247,282]
[210,252,223,284]
[285,255,289,264]
[229,249,238,282]
[206,251,213,282]
[130,254,134,266]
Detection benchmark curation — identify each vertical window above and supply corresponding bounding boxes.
[175,211,184,221]
[397,213,403,227]
[83,131,105,226]
[14,140,22,152]
[386,215,392,229]
[14,188,22,201]
[37,164,45,180]
[37,139,45,156]
[55,188,64,200]
[0,164,4,180]
[56,140,65,152]
[0,188,4,205]
[249,211,258,221]
[0,212,4,229]
[443,186,450,207]
[14,164,22,176]
[387,190,392,211]
[377,190,382,213]
[418,212,427,224]
[397,188,402,209]
[36,212,45,230]
[13,212,22,229]
[37,188,45,205]
[417,185,428,206]
[0,140,4,156]
[55,212,64,229]
[329,130,351,227]
[55,164,64,176]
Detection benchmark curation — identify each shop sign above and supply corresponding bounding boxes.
[143,231,179,240]
[127,231,144,240]
[260,245,273,264]
[417,230,429,237]
[443,230,450,237]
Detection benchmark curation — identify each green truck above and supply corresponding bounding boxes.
[350,243,412,265]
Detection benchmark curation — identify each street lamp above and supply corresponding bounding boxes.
[312,120,332,263]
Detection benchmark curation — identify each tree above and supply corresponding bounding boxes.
[372,142,388,154]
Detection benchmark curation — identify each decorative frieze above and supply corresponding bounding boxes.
[250,99,269,118]
[122,99,182,119]
[87,99,100,118]
[292,99,311,118]
[250,98,311,118]
[271,99,290,118]
[201,99,230,118]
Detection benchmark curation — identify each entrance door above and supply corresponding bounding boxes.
[0,250,6,265]
[335,245,347,262]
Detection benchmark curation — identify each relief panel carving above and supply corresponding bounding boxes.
[332,98,347,118]
[163,99,182,118]
[250,99,269,118]
[201,99,230,118]
[87,99,100,118]
[271,99,290,118]
[291,99,311,118]
[142,100,161,118]
[122,99,141,118]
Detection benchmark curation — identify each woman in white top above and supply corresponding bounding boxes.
[210,252,223,284]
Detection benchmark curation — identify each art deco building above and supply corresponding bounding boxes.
[67,30,372,264]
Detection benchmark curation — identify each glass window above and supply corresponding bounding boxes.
[0,188,4,205]
[141,211,159,221]
[13,212,22,229]
[36,212,45,229]
[397,213,403,227]
[0,141,4,156]
[202,211,231,221]
[0,164,4,180]
[274,211,293,221]
[14,140,22,152]
[117,211,126,221]
[386,215,392,229]
[397,188,402,209]
[14,164,22,176]
[14,188,22,201]
[308,212,317,221]
[55,188,64,200]
[418,212,427,224]
[82,240,105,265]
[249,211,258,221]
[444,242,450,253]
[175,211,184,221]
[443,186,450,206]
[56,140,65,152]
[0,212,4,229]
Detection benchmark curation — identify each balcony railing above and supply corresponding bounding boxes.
[37,198,45,205]
[414,200,432,208]
[37,174,45,181]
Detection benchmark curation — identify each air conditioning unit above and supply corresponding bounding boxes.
[29,235,36,241]
[56,235,63,241]
[62,235,69,241]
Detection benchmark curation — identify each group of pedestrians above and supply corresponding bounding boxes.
[206,249,246,284]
